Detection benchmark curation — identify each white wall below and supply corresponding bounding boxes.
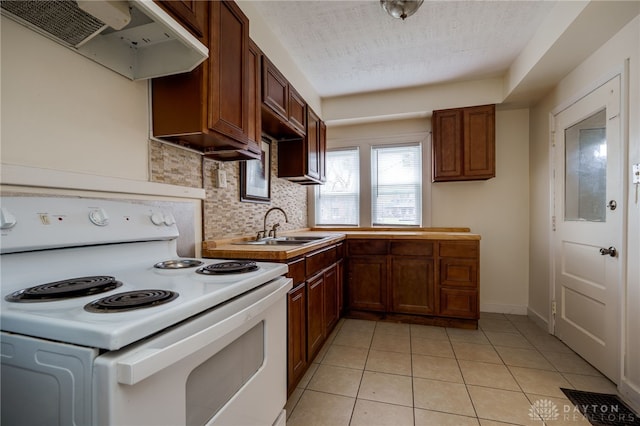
[432,109,530,314]
[529,16,640,410]
[326,110,531,314]
[1,17,150,182]
[237,1,321,115]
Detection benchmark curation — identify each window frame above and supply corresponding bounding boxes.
[371,142,422,227]
[310,132,431,228]
[314,147,360,226]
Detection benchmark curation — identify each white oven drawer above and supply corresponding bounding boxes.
[94,276,292,426]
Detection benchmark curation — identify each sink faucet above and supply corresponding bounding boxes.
[258,207,289,239]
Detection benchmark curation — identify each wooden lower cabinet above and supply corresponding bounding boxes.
[346,239,479,327]
[284,243,344,396]
[390,256,435,315]
[306,271,325,361]
[347,256,387,312]
[438,241,479,319]
[323,264,339,332]
[287,283,306,394]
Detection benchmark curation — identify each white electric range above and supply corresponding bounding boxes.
[0,196,291,426]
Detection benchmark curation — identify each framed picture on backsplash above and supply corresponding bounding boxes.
[240,139,271,203]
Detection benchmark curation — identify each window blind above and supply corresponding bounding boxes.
[371,144,421,226]
[315,148,360,225]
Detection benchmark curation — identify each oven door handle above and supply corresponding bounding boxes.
[116,278,291,386]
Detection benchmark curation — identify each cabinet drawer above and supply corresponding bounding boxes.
[306,245,337,277]
[439,241,478,258]
[287,257,306,286]
[347,240,388,255]
[439,288,478,319]
[335,242,345,259]
[440,258,478,288]
[390,241,433,256]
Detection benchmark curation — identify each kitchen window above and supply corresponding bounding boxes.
[371,143,422,226]
[315,148,360,225]
[313,135,429,227]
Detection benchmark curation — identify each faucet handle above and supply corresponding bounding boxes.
[268,223,280,238]
[256,230,267,240]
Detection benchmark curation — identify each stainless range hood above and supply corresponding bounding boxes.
[1,0,208,80]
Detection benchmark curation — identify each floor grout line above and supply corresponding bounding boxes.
[287,315,616,426]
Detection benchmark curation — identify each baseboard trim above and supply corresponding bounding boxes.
[480,303,527,315]
[619,379,640,415]
[527,306,550,332]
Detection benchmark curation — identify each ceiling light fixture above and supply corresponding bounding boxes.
[380,0,424,20]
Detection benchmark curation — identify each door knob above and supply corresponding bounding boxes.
[607,200,617,210]
[599,247,617,257]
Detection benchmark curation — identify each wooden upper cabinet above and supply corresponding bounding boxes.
[246,39,262,156]
[262,57,289,121]
[277,106,324,184]
[155,0,207,42]
[151,1,259,161]
[433,104,495,181]
[260,56,306,140]
[432,109,463,179]
[463,105,495,179]
[207,1,249,146]
[306,108,321,181]
[319,120,327,182]
[288,87,307,135]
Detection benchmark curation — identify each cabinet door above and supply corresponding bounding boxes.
[439,288,478,319]
[347,255,387,312]
[336,258,344,315]
[307,272,324,360]
[438,241,479,319]
[246,39,262,156]
[390,256,435,315]
[432,108,463,181]
[288,87,307,135]
[287,283,307,395]
[208,0,249,144]
[319,119,327,182]
[306,108,321,181]
[156,0,207,42]
[463,104,495,179]
[262,57,288,120]
[323,264,339,333]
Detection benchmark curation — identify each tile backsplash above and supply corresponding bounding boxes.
[150,140,308,240]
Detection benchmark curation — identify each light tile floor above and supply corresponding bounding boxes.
[285,312,617,426]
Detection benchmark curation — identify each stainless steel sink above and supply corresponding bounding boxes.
[275,236,326,241]
[232,235,329,246]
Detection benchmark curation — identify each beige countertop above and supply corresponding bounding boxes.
[202,228,480,261]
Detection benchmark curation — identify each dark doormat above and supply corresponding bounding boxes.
[561,388,640,426]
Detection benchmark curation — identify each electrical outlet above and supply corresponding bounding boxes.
[633,163,640,184]
[216,169,227,188]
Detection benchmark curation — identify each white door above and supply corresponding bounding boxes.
[553,76,622,383]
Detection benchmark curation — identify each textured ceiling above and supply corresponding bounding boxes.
[250,0,557,98]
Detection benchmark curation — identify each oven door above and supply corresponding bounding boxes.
[94,276,292,426]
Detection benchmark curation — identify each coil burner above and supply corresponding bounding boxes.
[196,261,259,275]
[5,276,123,302]
[84,290,179,313]
[153,259,205,269]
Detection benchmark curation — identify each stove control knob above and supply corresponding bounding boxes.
[89,208,109,226]
[163,213,176,226]
[150,212,165,226]
[0,208,17,229]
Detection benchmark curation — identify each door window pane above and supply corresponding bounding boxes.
[564,109,606,222]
